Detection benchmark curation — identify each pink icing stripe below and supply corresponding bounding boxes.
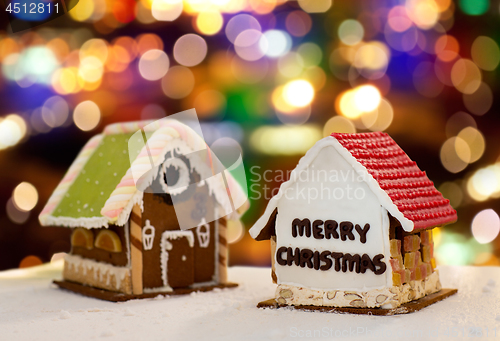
[40,204,56,214]
[137,147,164,158]
[84,141,100,149]
[116,179,136,188]
[61,174,76,183]
[103,208,122,218]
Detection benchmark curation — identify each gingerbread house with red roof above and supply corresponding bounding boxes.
[249,132,457,311]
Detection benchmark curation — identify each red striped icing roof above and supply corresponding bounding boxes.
[331,132,457,230]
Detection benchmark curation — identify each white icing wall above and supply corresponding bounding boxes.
[275,146,389,291]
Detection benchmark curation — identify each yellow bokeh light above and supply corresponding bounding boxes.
[282,79,315,108]
[361,98,394,131]
[457,127,485,163]
[0,116,24,150]
[6,114,27,138]
[463,82,493,116]
[440,137,469,173]
[454,136,471,164]
[161,65,195,99]
[152,0,183,21]
[338,90,363,119]
[52,67,83,94]
[69,0,94,22]
[451,59,482,94]
[471,36,500,71]
[272,85,295,114]
[406,0,439,30]
[79,56,104,83]
[354,85,381,112]
[323,116,356,136]
[467,175,489,202]
[298,0,332,13]
[471,167,499,198]
[80,39,108,64]
[250,125,322,156]
[13,182,38,211]
[226,219,245,244]
[354,42,390,71]
[196,10,223,35]
[73,100,101,131]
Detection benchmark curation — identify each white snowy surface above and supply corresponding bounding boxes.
[0,262,499,341]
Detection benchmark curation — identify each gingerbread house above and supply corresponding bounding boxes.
[39,119,248,301]
[250,132,457,311]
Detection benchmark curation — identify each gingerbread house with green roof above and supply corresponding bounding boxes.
[39,119,248,301]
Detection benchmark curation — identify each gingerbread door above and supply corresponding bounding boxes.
[160,231,195,289]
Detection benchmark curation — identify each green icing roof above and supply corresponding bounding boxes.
[53,133,134,219]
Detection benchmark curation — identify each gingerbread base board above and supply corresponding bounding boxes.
[54,280,238,302]
[257,288,457,315]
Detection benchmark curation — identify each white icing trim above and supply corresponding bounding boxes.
[160,157,191,195]
[142,219,155,251]
[64,254,130,291]
[249,136,415,240]
[195,218,210,248]
[42,216,109,229]
[162,230,195,247]
[143,286,173,293]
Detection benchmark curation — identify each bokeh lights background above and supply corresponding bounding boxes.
[0,0,499,270]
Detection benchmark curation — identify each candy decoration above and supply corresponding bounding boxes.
[95,230,123,252]
[71,228,94,249]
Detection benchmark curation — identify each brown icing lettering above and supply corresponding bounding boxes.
[292,218,311,238]
[312,220,324,239]
[355,224,370,244]
[276,246,287,266]
[292,218,369,243]
[339,222,355,241]
[324,220,339,239]
[287,247,300,266]
[331,252,343,272]
[300,249,313,268]
[373,254,387,275]
[319,251,332,271]
[360,254,375,274]
[342,253,361,273]
[276,247,386,275]
[313,251,320,270]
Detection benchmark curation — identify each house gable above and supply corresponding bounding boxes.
[270,144,392,291]
[249,136,413,240]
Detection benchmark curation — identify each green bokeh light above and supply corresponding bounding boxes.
[459,0,490,16]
